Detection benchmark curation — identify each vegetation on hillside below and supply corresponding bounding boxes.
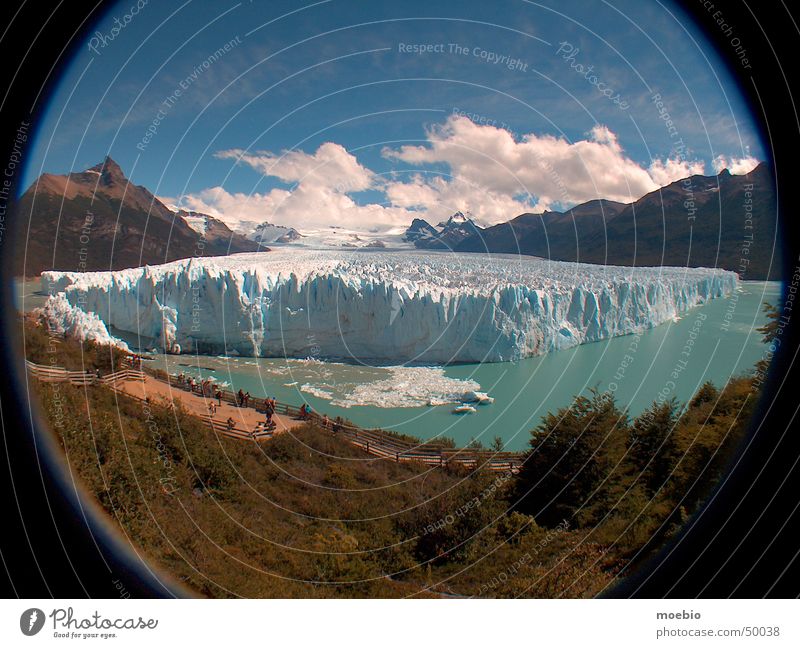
[22,309,770,597]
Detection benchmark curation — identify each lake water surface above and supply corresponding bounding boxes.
[17,279,780,451]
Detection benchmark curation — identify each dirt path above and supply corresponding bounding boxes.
[115,375,301,435]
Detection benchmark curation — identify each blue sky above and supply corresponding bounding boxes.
[24,0,765,232]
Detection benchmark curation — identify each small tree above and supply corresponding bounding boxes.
[628,398,680,495]
[514,390,629,527]
[757,301,780,344]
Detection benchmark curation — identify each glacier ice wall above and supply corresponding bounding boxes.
[39,250,738,364]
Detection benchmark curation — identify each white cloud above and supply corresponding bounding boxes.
[175,144,410,233]
[381,118,713,214]
[216,143,375,192]
[384,173,536,225]
[647,158,706,185]
[712,154,760,175]
[176,117,757,234]
[174,183,411,234]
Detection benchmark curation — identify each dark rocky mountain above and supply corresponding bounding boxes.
[405,211,484,249]
[403,217,439,244]
[13,157,261,276]
[455,163,779,280]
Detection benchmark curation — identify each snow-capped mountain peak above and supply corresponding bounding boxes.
[405,212,484,250]
[437,210,470,228]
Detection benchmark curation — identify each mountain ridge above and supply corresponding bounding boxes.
[452,163,779,280]
[14,157,262,276]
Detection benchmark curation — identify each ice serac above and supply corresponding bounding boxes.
[39,250,738,363]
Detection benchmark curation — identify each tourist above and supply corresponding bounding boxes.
[333,417,343,434]
[244,391,251,407]
[227,417,235,431]
[322,414,330,429]
[216,388,222,406]
[208,402,216,417]
[237,389,244,407]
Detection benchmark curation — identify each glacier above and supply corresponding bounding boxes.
[38,250,737,364]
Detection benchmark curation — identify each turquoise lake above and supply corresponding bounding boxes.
[17,279,781,451]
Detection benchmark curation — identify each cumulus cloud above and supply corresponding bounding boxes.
[216,143,375,192]
[175,183,411,234]
[712,154,760,175]
[384,173,536,225]
[647,158,707,185]
[382,117,708,212]
[177,117,758,233]
[179,144,411,232]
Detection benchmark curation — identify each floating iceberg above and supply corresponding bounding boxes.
[39,249,737,364]
[453,404,477,414]
[463,391,494,404]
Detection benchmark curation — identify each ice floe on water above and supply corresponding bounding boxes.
[299,384,336,400]
[299,366,481,408]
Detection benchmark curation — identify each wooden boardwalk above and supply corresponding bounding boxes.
[111,372,299,441]
[143,368,525,472]
[27,359,525,472]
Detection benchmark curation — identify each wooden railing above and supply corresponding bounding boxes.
[101,368,146,384]
[198,414,276,442]
[25,360,97,385]
[25,360,145,386]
